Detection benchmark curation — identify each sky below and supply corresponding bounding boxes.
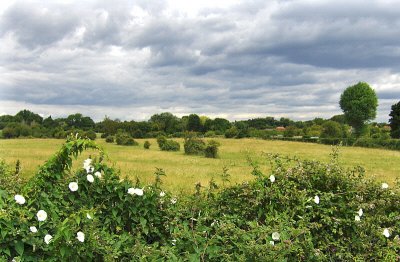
[1,0,399,122]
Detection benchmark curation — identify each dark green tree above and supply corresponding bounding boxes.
[187,114,202,132]
[149,112,182,134]
[321,121,342,138]
[389,101,400,138]
[339,82,378,136]
[15,109,43,125]
[65,113,95,130]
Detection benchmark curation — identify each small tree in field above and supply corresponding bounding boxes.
[389,101,400,138]
[339,82,378,136]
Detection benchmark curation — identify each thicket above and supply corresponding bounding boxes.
[156,136,180,151]
[116,133,138,146]
[143,141,151,149]
[105,136,114,143]
[184,135,206,155]
[1,138,400,260]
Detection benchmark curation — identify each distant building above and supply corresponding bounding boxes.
[276,126,286,131]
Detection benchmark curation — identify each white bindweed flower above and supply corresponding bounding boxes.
[30,226,38,233]
[272,232,280,241]
[87,174,94,183]
[37,210,47,222]
[86,213,92,219]
[127,188,144,196]
[357,208,363,217]
[14,194,26,205]
[69,182,78,192]
[382,183,389,189]
[269,175,275,183]
[94,171,102,178]
[76,231,85,242]
[355,215,361,222]
[314,195,320,204]
[83,159,92,168]
[44,234,52,244]
[160,191,166,197]
[171,198,177,204]
[383,228,390,238]
[270,240,275,246]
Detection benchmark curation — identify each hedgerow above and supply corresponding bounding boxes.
[1,138,400,260]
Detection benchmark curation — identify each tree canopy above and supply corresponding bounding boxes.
[389,101,400,138]
[339,82,378,136]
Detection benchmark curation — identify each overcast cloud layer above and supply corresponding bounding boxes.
[1,0,399,122]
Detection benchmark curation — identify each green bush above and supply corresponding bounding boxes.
[2,139,400,260]
[105,136,114,143]
[116,133,138,146]
[184,136,206,155]
[224,127,239,138]
[204,140,220,158]
[0,136,169,260]
[157,136,180,151]
[84,130,97,140]
[144,141,151,149]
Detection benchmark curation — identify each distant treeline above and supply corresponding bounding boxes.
[0,109,398,149]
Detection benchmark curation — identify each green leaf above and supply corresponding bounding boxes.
[15,240,24,256]
[75,215,81,226]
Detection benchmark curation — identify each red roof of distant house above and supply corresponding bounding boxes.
[276,126,286,131]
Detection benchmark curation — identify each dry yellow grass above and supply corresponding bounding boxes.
[0,138,399,193]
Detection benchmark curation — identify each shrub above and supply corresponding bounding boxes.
[105,136,114,143]
[184,136,206,155]
[116,133,138,146]
[204,140,220,158]
[0,136,170,260]
[100,133,108,138]
[225,127,239,138]
[144,141,151,149]
[2,139,400,260]
[2,126,18,138]
[84,130,97,140]
[157,136,180,151]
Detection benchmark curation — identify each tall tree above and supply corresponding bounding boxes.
[389,101,400,138]
[339,82,378,136]
[187,114,202,132]
[15,109,43,125]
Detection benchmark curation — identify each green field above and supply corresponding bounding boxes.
[0,138,399,193]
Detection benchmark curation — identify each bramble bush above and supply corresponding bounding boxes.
[184,135,206,155]
[105,135,114,143]
[156,136,180,151]
[144,141,151,149]
[1,138,400,260]
[116,133,138,146]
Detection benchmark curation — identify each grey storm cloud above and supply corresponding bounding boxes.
[0,0,399,121]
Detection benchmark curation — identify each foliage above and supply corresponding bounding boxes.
[184,135,206,155]
[0,136,170,260]
[105,136,114,143]
[321,120,343,138]
[187,114,202,132]
[144,141,151,149]
[84,130,96,140]
[156,136,180,151]
[2,139,400,260]
[225,126,239,138]
[116,133,138,146]
[389,101,400,139]
[339,82,378,136]
[204,140,220,158]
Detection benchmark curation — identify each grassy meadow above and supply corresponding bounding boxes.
[0,138,399,193]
